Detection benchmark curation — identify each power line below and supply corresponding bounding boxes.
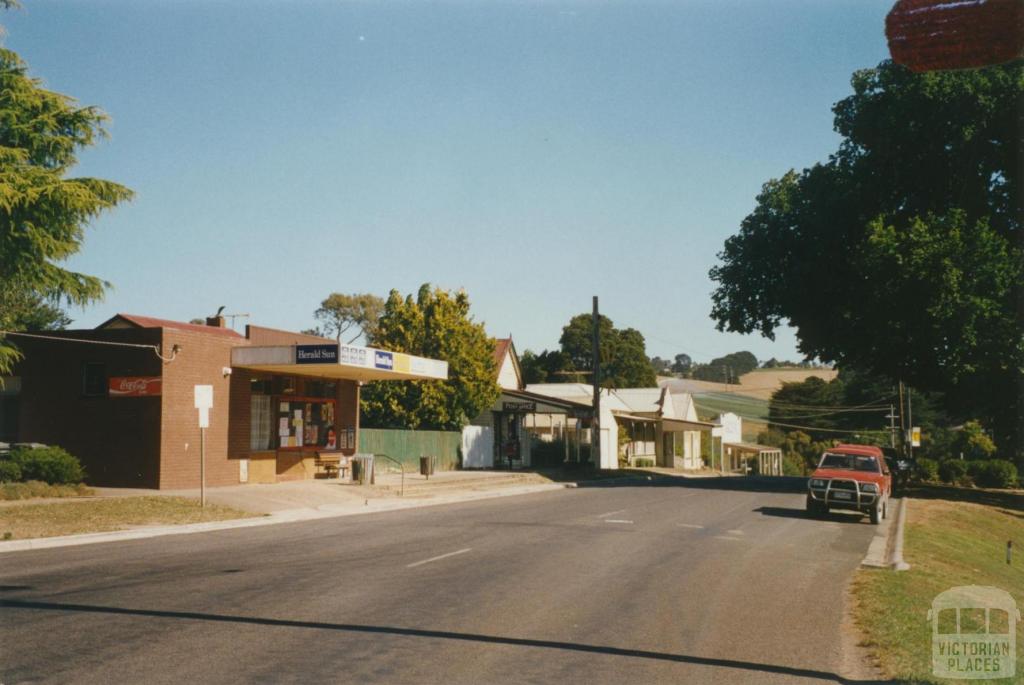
[0,330,178,362]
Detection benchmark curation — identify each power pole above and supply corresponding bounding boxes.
[897,380,907,456]
[887,404,897,449]
[591,296,601,469]
[907,386,914,460]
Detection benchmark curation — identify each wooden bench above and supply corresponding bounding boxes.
[315,452,347,479]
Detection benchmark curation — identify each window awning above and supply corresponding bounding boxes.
[231,343,448,383]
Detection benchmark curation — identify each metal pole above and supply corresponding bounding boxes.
[200,426,206,508]
[591,296,601,468]
[907,387,914,460]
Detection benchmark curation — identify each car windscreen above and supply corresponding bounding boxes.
[820,453,879,472]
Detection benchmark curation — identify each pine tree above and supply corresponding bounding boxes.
[0,7,133,372]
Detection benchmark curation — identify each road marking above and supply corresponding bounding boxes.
[678,523,704,529]
[597,510,626,518]
[714,536,743,542]
[406,548,472,568]
[727,529,744,535]
[604,519,634,524]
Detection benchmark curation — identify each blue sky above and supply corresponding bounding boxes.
[5,0,892,363]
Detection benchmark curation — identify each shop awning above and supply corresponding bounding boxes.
[231,343,448,383]
[611,410,715,432]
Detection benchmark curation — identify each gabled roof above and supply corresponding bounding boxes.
[614,388,666,414]
[492,337,523,389]
[98,314,244,339]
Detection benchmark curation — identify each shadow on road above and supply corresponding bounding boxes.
[754,506,867,524]
[2,598,890,684]
[569,473,810,495]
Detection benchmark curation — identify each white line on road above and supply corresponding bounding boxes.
[597,510,626,518]
[604,519,634,524]
[406,548,472,568]
[678,523,704,529]
[727,529,744,535]
[714,535,743,542]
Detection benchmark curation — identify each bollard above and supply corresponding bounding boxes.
[1008,540,1013,565]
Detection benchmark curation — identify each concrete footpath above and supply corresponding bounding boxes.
[0,470,593,553]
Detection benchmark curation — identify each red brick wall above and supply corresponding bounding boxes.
[246,325,333,346]
[158,328,241,489]
[15,329,164,487]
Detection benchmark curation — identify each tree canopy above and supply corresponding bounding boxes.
[0,19,132,373]
[558,313,657,388]
[314,292,384,344]
[360,285,498,431]
[709,59,1023,462]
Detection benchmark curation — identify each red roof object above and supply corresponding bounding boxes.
[886,0,1024,72]
[98,313,244,339]
[493,338,512,368]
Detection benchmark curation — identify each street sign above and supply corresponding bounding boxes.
[194,385,213,409]
[911,426,921,447]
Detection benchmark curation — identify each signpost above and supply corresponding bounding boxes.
[194,385,213,507]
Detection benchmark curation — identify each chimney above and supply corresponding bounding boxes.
[206,316,226,328]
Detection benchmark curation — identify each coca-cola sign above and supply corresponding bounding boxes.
[108,376,162,397]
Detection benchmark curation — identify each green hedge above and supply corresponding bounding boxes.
[966,460,1018,489]
[938,459,969,485]
[0,460,21,483]
[6,446,86,485]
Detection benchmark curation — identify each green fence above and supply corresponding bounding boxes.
[358,429,462,472]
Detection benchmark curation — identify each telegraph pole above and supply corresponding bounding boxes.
[591,296,601,469]
[887,404,898,449]
[898,380,907,456]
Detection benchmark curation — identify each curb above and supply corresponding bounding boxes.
[861,497,911,571]
[0,482,567,554]
[891,496,910,571]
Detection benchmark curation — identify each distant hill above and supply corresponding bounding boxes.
[658,367,837,400]
[659,368,838,442]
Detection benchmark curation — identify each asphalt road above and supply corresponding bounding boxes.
[1,477,890,684]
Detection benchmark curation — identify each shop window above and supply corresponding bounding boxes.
[250,377,273,395]
[250,395,272,450]
[277,397,337,450]
[82,363,107,397]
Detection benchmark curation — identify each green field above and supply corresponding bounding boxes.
[692,392,771,421]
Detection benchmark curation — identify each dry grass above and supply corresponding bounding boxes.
[662,368,838,400]
[0,481,94,501]
[0,496,258,540]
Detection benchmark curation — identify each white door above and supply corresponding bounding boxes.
[462,426,494,468]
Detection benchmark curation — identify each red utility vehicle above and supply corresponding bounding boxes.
[806,444,892,524]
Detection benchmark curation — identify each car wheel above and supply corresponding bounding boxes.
[870,500,881,525]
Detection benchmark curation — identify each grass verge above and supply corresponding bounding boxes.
[0,496,259,540]
[1,480,94,501]
[852,497,1024,684]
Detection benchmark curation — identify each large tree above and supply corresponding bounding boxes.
[558,313,656,388]
[0,9,132,373]
[360,285,499,431]
[314,292,384,344]
[709,59,1023,462]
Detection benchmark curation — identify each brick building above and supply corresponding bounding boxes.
[2,314,447,488]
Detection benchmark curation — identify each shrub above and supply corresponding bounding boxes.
[915,457,939,482]
[633,458,655,468]
[9,446,86,485]
[966,460,1018,489]
[938,459,970,485]
[0,460,21,483]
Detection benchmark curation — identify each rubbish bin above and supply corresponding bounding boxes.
[419,455,435,477]
[352,454,375,485]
